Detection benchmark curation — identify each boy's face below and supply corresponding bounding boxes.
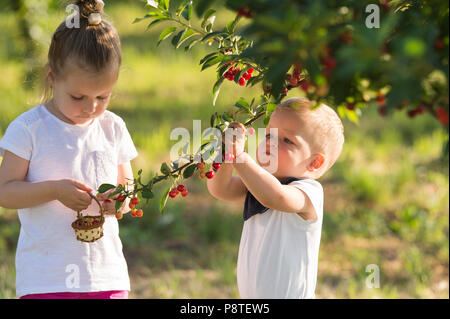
[256,107,319,179]
[47,59,118,126]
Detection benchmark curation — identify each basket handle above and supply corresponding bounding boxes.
[76,192,104,218]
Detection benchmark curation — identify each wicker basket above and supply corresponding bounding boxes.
[71,193,105,243]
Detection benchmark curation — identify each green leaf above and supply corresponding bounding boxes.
[142,188,154,199]
[98,183,116,193]
[157,27,177,46]
[107,187,123,199]
[160,0,170,10]
[263,113,271,126]
[194,0,217,18]
[184,38,201,51]
[115,200,122,213]
[235,97,251,113]
[201,9,216,30]
[200,52,218,65]
[146,17,170,30]
[180,1,192,20]
[133,11,165,24]
[183,163,197,179]
[221,113,233,122]
[210,112,217,127]
[176,29,198,48]
[266,103,277,113]
[212,78,224,106]
[225,15,241,34]
[160,162,172,175]
[159,186,171,213]
[201,56,224,71]
[201,31,225,43]
[171,29,185,47]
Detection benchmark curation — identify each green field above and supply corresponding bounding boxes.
[0,1,448,299]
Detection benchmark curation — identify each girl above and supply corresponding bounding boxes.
[0,0,137,299]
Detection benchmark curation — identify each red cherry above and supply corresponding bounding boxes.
[415,105,425,114]
[378,106,388,117]
[117,195,125,202]
[237,6,252,18]
[205,171,214,179]
[130,209,137,217]
[346,103,355,111]
[212,162,221,171]
[436,107,449,125]
[300,81,310,92]
[197,162,205,170]
[181,190,188,197]
[321,57,337,70]
[199,171,205,179]
[169,191,177,198]
[376,93,386,106]
[243,72,252,80]
[129,202,136,209]
[435,39,444,50]
[239,77,246,86]
[289,77,298,87]
[339,32,353,44]
[135,209,144,217]
[130,197,139,205]
[407,109,418,118]
[177,185,186,192]
[247,68,254,74]
[293,65,301,78]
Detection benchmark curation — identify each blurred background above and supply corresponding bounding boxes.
[0,0,448,298]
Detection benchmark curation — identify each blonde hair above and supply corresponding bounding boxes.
[40,0,121,103]
[277,97,345,176]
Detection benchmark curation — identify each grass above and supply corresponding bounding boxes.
[0,1,448,299]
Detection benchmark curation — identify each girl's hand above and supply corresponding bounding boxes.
[96,188,122,214]
[55,179,93,212]
[223,122,247,160]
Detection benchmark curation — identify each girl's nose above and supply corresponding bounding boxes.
[83,101,97,114]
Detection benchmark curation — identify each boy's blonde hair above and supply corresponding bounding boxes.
[277,97,345,176]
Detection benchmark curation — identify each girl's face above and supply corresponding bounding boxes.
[47,59,119,126]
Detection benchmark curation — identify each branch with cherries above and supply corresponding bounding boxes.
[96,0,449,219]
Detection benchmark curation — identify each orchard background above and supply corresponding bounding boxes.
[0,0,448,298]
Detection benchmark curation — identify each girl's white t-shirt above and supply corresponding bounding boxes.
[0,105,138,297]
[237,179,323,299]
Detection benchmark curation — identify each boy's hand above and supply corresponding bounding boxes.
[223,122,247,160]
[55,179,93,212]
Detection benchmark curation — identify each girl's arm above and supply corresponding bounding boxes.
[0,151,93,211]
[233,152,317,220]
[206,162,247,202]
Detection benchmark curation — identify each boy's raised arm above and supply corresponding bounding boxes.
[206,162,247,202]
[233,152,316,220]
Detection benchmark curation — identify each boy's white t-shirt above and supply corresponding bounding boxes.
[0,105,138,297]
[237,179,323,299]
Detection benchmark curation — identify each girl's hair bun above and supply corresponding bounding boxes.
[75,0,104,24]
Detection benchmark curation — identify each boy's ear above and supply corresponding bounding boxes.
[307,153,325,171]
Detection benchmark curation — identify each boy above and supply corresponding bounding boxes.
[207,97,344,298]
